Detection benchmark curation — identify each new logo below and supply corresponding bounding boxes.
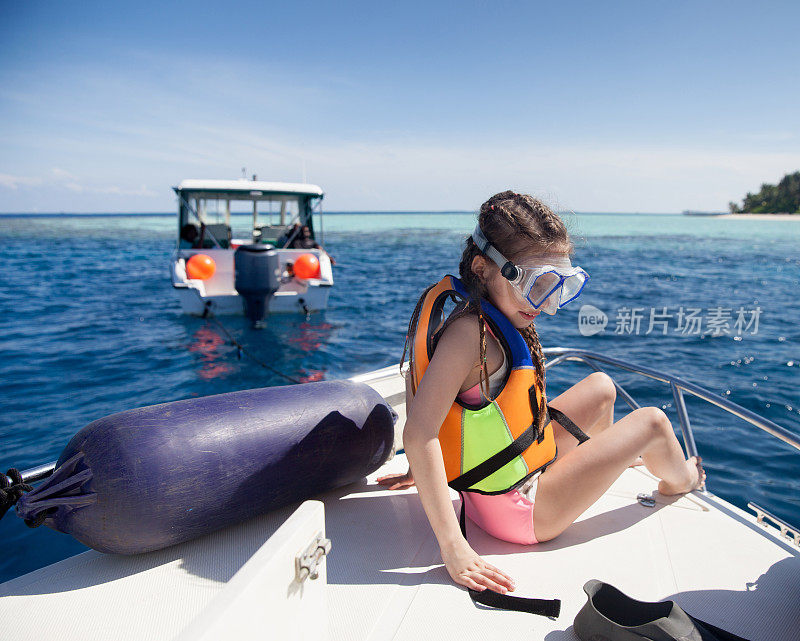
[578,305,607,336]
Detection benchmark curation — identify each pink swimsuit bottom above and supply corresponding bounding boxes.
[460,480,539,545]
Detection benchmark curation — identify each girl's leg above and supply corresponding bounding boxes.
[547,371,617,459]
[532,406,704,542]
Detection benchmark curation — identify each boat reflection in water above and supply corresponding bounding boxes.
[287,321,337,353]
[187,326,236,382]
[184,317,336,384]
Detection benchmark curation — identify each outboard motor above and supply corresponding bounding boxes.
[234,244,280,328]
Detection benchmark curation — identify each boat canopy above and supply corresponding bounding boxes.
[174,180,324,200]
[174,179,325,250]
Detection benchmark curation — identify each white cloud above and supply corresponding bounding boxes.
[3,41,799,213]
[56,180,157,197]
[96,184,158,197]
[51,167,78,180]
[0,168,157,202]
[0,173,43,189]
[2,120,798,212]
[175,127,800,212]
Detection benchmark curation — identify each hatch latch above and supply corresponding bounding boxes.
[637,493,656,508]
[295,533,332,582]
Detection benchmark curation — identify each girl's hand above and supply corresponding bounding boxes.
[376,468,415,490]
[440,540,516,594]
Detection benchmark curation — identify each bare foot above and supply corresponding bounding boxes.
[629,456,645,468]
[658,456,706,496]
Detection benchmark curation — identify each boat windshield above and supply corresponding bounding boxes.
[177,194,319,250]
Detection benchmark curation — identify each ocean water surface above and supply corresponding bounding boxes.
[1,212,798,582]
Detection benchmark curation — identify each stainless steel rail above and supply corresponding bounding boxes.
[5,462,57,486]
[7,348,799,488]
[748,502,800,546]
[543,347,800,454]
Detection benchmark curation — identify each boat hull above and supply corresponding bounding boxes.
[171,248,334,315]
[174,283,332,315]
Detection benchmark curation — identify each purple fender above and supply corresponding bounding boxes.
[17,380,395,554]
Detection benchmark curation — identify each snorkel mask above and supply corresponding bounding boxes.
[471,225,589,315]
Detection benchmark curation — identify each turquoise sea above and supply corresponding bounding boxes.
[1,212,798,582]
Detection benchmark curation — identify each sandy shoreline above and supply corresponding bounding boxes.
[715,213,800,221]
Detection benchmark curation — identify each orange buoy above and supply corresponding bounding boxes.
[186,254,216,280]
[293,253,321,279]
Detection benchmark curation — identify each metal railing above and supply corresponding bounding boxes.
[9,348,800,489]
[542,347,800,456]
[543,347,800,544]
[13,461,56,485]
[748,502,800,546]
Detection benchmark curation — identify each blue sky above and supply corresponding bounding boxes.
[1,1,798,212]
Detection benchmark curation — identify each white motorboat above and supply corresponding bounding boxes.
[1,348,798,640]
[170,179,334,317]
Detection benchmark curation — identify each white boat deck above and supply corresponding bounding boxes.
[1,369,798,640]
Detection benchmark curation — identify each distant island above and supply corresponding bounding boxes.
[728,171,800,214]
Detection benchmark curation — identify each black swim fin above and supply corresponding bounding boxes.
[573,579,750,641]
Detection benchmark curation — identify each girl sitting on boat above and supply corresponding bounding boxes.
[378,190,706,597]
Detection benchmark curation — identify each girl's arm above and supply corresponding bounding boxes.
[402,316,516,595]
[377,370,416,489]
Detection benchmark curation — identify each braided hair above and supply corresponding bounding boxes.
[466,191,572,431]
[401,191,572,434]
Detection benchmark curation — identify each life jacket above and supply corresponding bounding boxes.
[406,275,589,618]
[409,275,558,494]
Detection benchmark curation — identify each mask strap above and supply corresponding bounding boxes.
[471,225,519,281]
